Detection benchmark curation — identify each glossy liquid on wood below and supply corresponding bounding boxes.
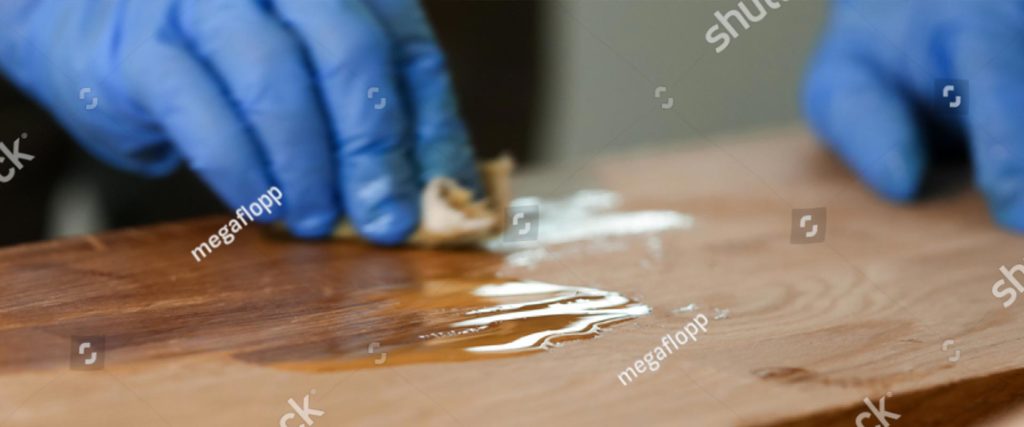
[237,278,650,371]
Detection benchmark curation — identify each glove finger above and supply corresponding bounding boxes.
[946,9,1024,231]
[270,0,418,245]
[362,0,481,194]
[179,0,338,238]
[803,33,927,201]
[126,40,277,221]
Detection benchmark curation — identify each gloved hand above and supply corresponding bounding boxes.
[0,0,480,243]
[804,0,1024,231]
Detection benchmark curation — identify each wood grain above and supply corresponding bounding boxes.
[1,127,1023,426]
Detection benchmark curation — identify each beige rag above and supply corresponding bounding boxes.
[331,156,514,247]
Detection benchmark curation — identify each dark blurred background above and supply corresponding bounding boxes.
[0,0,826,246]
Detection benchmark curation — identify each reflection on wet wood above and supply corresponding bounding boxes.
[0,226,649,373]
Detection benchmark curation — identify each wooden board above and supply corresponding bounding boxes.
[1,127,1023,426]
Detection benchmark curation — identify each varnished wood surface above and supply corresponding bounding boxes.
[1,127,1023,426]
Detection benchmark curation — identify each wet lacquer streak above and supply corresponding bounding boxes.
[243,279,650,371]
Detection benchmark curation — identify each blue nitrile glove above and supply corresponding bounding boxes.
[0,0,480,243]
[804,0,1024,231]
